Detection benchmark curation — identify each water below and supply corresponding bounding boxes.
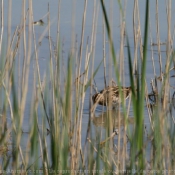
[2,0,175,169]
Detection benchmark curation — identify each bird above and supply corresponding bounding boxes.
[33,19,44,26]
[92,86,132,109]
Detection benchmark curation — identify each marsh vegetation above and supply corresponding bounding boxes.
[1,0,175,174]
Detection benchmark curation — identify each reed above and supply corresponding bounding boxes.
[1,0,175,174]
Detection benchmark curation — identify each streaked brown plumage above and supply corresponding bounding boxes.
[92,86,131,108]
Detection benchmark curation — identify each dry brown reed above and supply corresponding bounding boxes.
[1,0,175,173]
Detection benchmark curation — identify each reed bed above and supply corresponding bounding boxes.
[0,0,175,174]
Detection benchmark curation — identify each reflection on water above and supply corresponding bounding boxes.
[92,110,134,128]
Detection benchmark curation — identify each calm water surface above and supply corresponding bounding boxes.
[2,0,175,156]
